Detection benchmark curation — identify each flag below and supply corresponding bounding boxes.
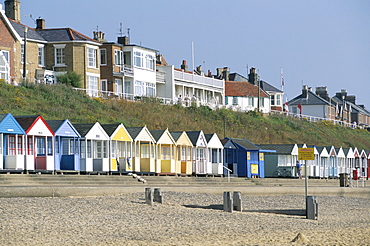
[281,67,284,87]
[297,103,302,115]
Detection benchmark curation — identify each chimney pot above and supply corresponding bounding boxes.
[36,18,45,29]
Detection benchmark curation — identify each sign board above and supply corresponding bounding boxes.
[251,164,258,174]
[298,148,315,160]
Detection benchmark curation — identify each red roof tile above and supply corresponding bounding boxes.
[225,81,269,97]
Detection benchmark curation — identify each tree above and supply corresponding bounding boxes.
[56,71,82,88]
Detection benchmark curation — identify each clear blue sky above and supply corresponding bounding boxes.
[18,0,370,108]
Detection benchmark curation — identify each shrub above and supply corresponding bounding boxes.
[56,71,82,88]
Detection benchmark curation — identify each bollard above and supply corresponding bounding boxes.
[153,188,163,204]
[306,196,318,220]
[223,192,233,213]
[145,188,153,205]
[233,191,242,211]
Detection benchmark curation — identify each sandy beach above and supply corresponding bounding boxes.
[0,191,369,246]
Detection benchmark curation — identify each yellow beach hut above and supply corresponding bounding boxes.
[150,129,177,174]
[102,124,133,173]
[170,131,193,175]
[126,126,156,173]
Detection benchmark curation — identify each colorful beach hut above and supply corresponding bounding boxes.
[46,120,81,171]
[221,138,239,176]
[343,148,355,176]
[126,126,156,173]
[327,146,338,178]
[150,129,176,174]
[335,147,346,175]
[102,123,133,172]
[0,113,25,170]
[74,123,110,172]
[170,131,193,175]
[186,131,208,175]
[204,133,224,175]
[14,115,54,171]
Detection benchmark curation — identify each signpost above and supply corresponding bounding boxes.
[298,148,314,197]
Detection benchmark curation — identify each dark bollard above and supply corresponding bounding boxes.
[306,196,318,220]
[145,188,153,205]
[223,192,233,213]
[154,188,163,204]
[233,191,242,211]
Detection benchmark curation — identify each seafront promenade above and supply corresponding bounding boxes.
[0,174,368,198]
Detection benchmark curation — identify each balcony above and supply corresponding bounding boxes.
[174,70,224,89]
[120,64,134,77]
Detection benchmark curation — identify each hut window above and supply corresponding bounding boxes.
[17,136,23,155]
[8,136,16,155]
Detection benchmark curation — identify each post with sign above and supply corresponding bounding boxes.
[298,148,314,197]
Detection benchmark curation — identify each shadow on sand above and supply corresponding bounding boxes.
[183,204,306,216]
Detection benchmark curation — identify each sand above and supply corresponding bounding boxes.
[0,191,369,245]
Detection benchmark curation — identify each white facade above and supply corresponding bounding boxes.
[157,66,224,107]
[225,96,270,113]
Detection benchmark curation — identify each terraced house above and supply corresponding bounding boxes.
[0,1,102,94]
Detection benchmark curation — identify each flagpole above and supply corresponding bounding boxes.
[280,67,284,92]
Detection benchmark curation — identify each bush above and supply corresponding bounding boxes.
[56,71,82,88]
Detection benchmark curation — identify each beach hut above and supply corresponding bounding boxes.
[228,138,271,178]
[102,124,133,172]
[316,146,329,178]
[170,131,193,175]
[257,144,299,178]
[359,149,368,178]
[304,145,320,178]
[150,129,176,174]
[335,147,347,175]
[342,148,355,176]
[186,131,208,175]
[367,151,370,179]
[221,138,239,177]
[204,133,224,175]
[327,146,338,178]
[14,115,54,171]
[0,113,26,170]
[126,126,156,173]
[47,120,81,171]
[74,123,110,172]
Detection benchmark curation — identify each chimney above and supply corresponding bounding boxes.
[180,60,188,72]
[248,67,259,85]
[207,70,212,77]
[302,85,308,99]
[315,86,329,101]
[345,95,356,104]
[36,18,45,29]
[4,0,21,22]
[117,36,130,45]
[222,67,229,81]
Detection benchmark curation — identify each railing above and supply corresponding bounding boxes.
[174,70,224,88]
[120,65,134,77]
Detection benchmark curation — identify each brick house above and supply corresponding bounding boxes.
[0,1,102,95]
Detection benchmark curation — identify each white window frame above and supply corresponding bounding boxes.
[87,45,98,68]
[115,49,123,65]
[87,74,99,97]
[38,44,45,67]
[54,44,66,66]
[0,50,10,81]
[134,51,143,67]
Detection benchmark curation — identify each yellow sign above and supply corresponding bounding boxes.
[298,148,315,160]
[259,153,264,161]
[247,152,250,160]
[251,164,258,174]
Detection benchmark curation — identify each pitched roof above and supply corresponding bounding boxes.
[14,115,40,131]
[149,130,166,141]
[170,132,182,141]
[126,127,144,139]
[101,124,121,136]
[257,144,296,154]
[225,81,268,97]
[73,123,95,136]
[230,138,260,150]
[260,80,283,93]
[46,120,64,132]
[288,90,332,106]
[185,131,202,146]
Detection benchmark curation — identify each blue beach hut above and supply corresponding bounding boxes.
[221,138,239,177]
[46,120,81,171]
[0,113,26,170]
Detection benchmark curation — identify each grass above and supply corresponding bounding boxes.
[1,80,370,149]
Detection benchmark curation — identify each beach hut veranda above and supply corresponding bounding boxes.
[46,120,81,171]
[126,126,156,173]
[150,129,177,174]
[0,113,26,170]
[102,124,133,173]
[74,123,110,172]
[14,115,55,171]
[170,131,193,175]
[205,133,224,175]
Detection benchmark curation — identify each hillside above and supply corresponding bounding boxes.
[1,81,370,149]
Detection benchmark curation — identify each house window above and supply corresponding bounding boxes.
[0,50,10,81]
[100,49,107,65]
[248,97,254,107]
[276,94,281,105]
[88,47,97,68]
[134,51,143,67]
[145,54,155,70]
[116,79,122,94]
[54,44,66,66]
[146,82,155,97]
[21,44,25,64]
[232,97,238,105]
[38,45,44,67]
[271,95,275,105]
[88,75,99,97]
[114,50,123,65]
[135,80,144,96]
[261,98,265,107]
[101,79,107,92]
